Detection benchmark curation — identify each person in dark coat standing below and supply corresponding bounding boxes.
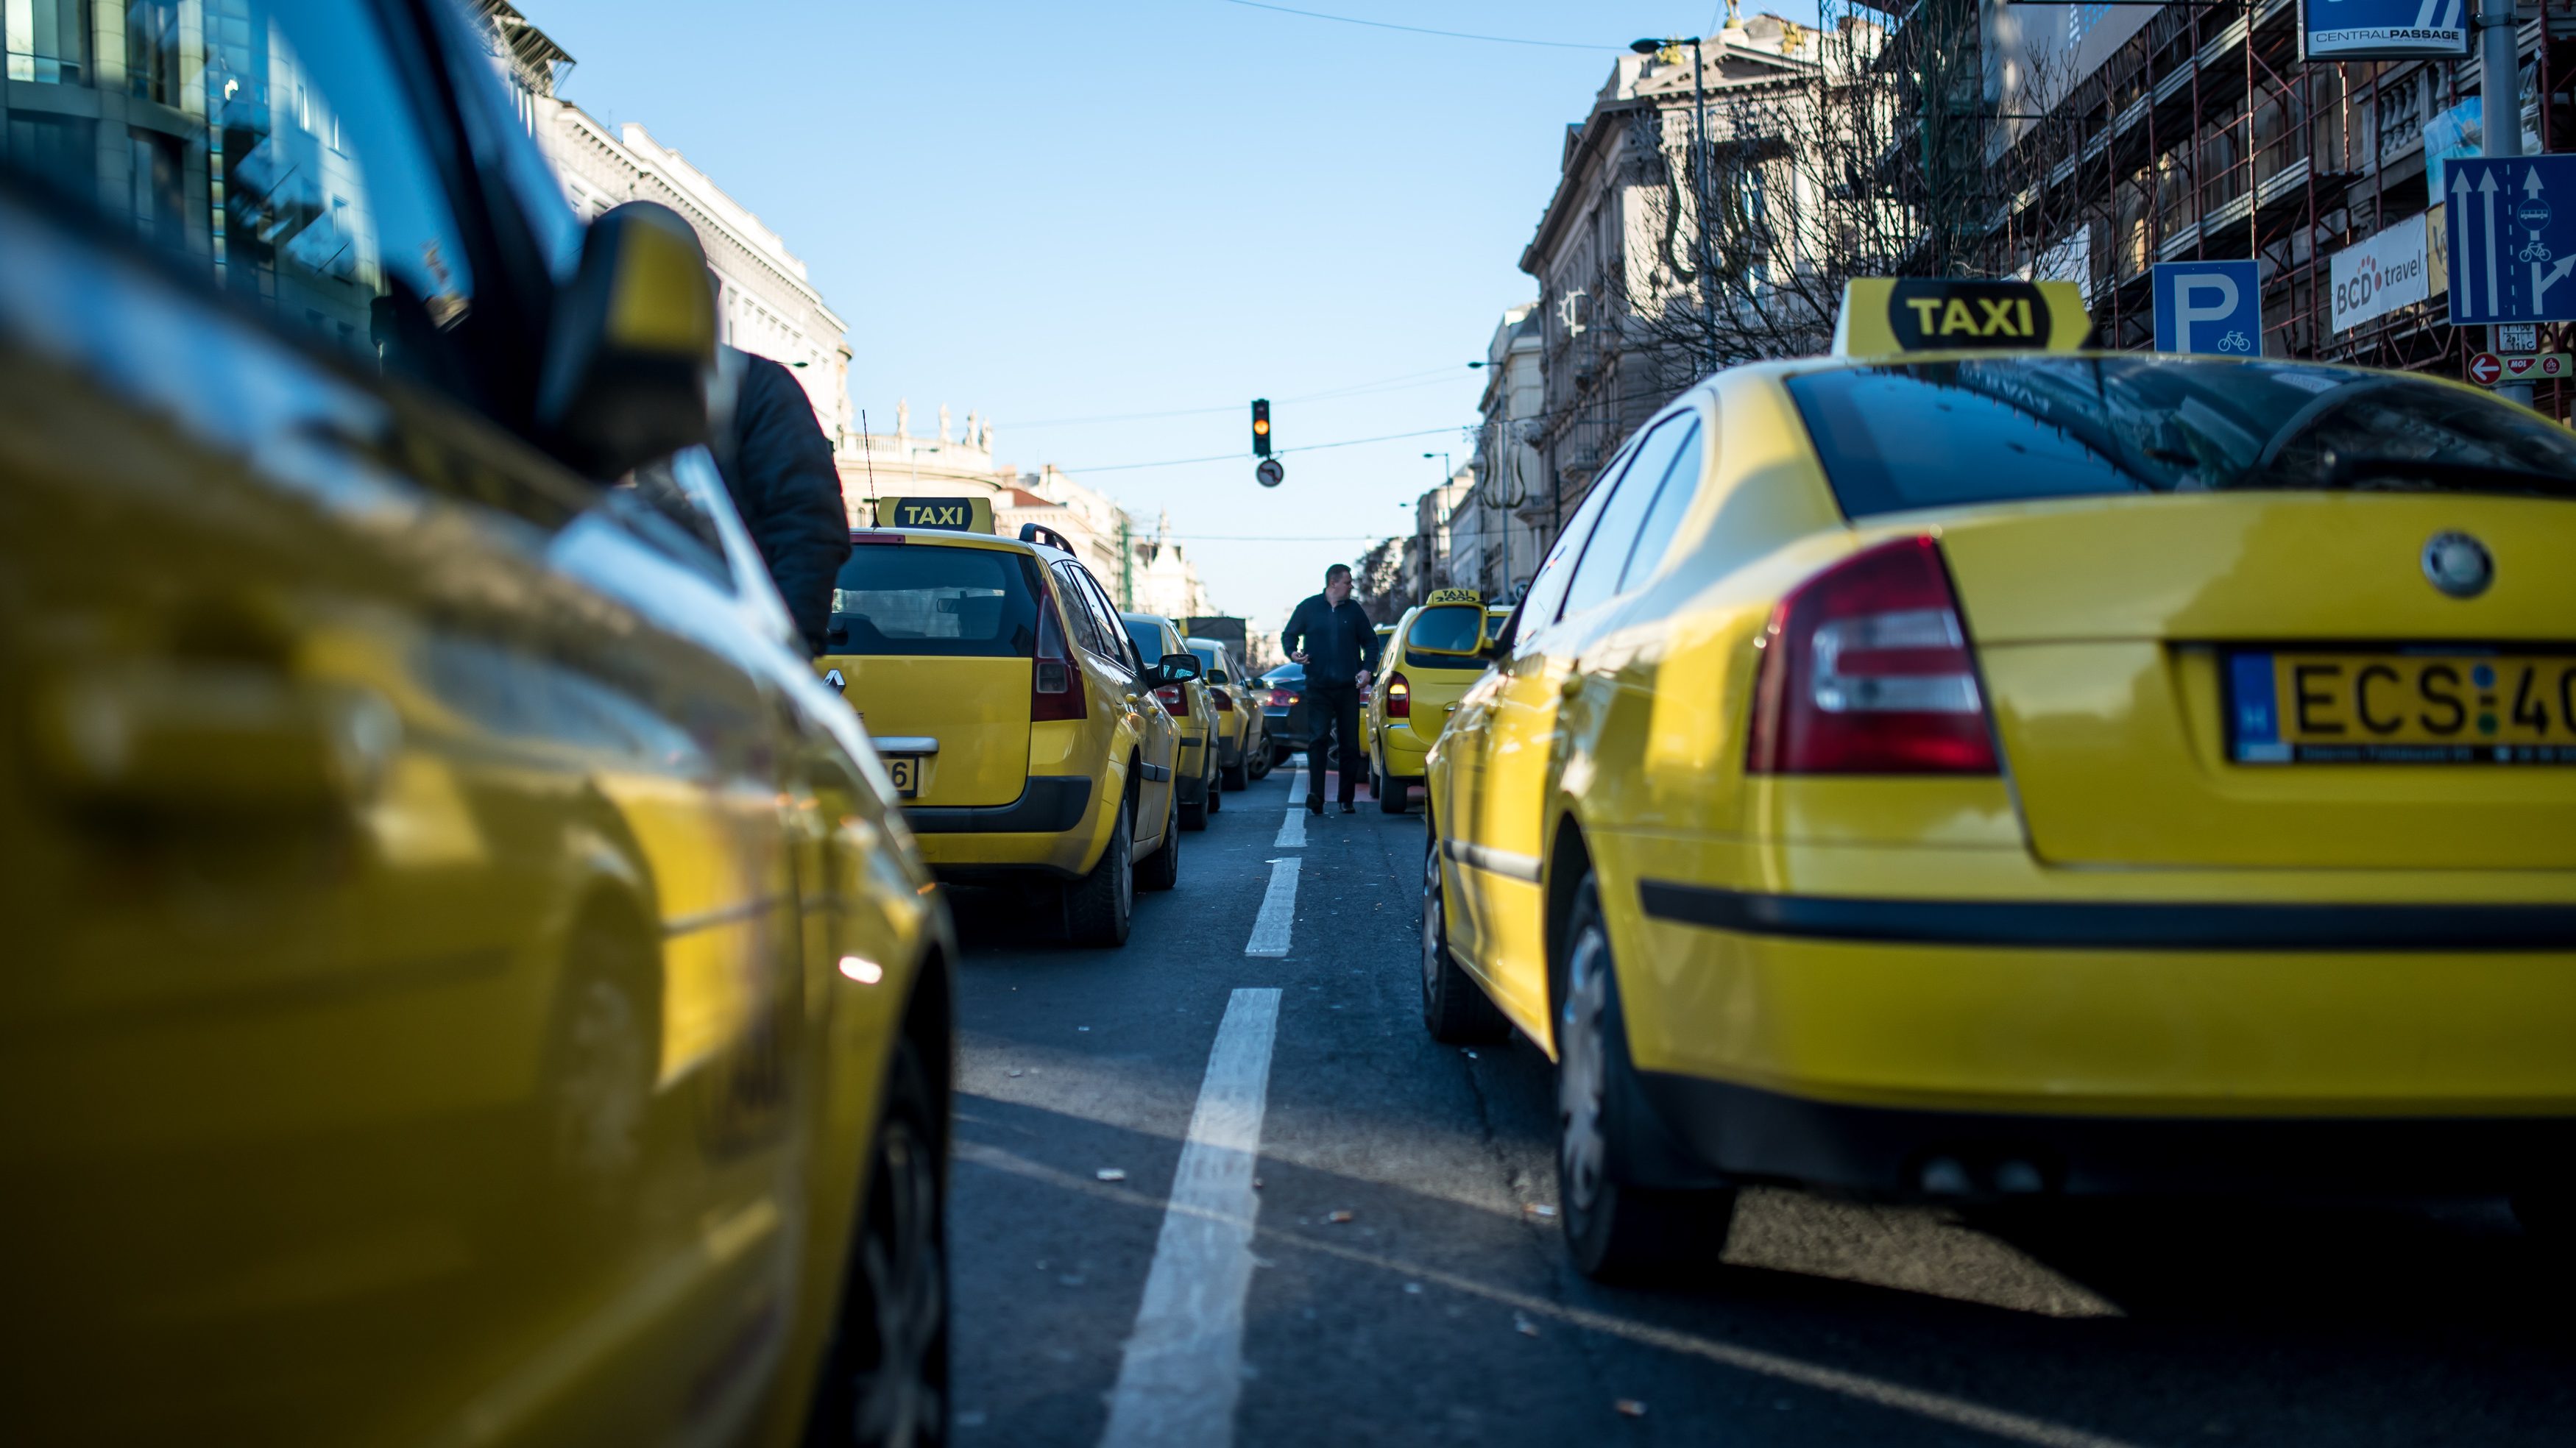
[710,344,851,656]
[1280,562,1383,814]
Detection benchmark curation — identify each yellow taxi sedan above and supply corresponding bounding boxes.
[1,10,954,1438]
[1125,611,1222,829]
[1365,589,1493,813]
[820,507,1197,945]
[1423,278,2576,1278]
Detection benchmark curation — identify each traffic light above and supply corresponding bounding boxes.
[1250,398,1272,457]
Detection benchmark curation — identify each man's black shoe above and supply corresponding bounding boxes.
[1340,802,1356,814]
[1306,798,1323,815]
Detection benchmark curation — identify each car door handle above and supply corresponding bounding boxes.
[32,662,398,815]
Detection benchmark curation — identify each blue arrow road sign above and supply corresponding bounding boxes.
[2153,260,2263,355]
[2445,155,2576,327]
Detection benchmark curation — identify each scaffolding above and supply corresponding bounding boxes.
[1987,0,2576,416]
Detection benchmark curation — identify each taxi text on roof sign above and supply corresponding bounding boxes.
[873,495,994,533]
[1833,279,2094,358]
[1426,588,1482,606]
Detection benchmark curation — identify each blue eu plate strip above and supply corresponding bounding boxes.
[2230,652,2289,762]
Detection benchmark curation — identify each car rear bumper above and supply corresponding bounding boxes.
[1592,852,2576,1198]
[908,776,1100,876]
[1625,1072,2576,1199]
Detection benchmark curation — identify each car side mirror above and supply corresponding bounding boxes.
[1152,652,1203,686]
[536,201,717,480]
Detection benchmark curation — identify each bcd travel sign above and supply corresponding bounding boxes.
[2329,213,2434,332]
[2300,0,2470,61]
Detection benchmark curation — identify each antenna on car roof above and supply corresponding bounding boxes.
[859,408,879,507]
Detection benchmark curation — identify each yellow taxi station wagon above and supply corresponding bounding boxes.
[1367,589,1493,814]
[1422,278,2576,1278]
[0,0,955,1439]
[818,503,1197,946]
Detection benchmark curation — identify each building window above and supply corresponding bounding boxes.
[6,0,91,82]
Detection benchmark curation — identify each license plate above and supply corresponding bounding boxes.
[885,756,921,797]
[2227,649,2576,764]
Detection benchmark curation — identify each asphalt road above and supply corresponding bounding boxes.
[945,758,2576,1447]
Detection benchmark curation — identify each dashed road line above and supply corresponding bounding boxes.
[1100,987,1283,1448]
[1273,761,1306,848]
[1243,859,1300,957]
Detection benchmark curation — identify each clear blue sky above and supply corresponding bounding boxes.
[528,1,1786,628]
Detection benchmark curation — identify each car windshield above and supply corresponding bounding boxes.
[1787,357,2576,519]
[827,544,1041,657]
[1406,605,1482,654]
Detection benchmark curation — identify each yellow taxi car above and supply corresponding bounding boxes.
[1366,589,1493,814]
[1125,611,1222,829]
[1,5,954,1441]
[1189,636,1272,789]
[820,505,1196,944]
[1423,277,2576,1277]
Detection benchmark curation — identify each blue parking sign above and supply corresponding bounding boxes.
[2299,0,2469,61]
[2153,260,2263,355]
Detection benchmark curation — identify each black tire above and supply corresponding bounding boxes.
[1420,832,1508,1043]
[1205,754,1222,814]
[1064,799,1133,945]
[1248,738,1272,779]
[1378,768,1406,814]
[803,1033,948,1447]
[1222,748,1250,791]
[1556,873,1736,1282]
[1138,786,1181,891]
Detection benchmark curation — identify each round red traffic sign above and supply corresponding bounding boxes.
[2469,352,2503,386]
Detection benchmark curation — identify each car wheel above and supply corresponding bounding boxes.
[804,1032,948,1448]
[1138,787,1181,891]
[1178,762,1209,832]
[1206,755,1223,813]
[1064,798,1133,945]
[1556,873,1736,1281]
[1377,765,1406,814]
[1222,747,1250,791]
[1420,834,1507,1043]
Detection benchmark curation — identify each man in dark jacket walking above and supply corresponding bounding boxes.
[711,344,850,656]
[1281,562,1382,814]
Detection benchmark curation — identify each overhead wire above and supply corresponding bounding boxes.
[1066,425,1473,473]
[1005,363,1480,429]
[1217,0,1613,50]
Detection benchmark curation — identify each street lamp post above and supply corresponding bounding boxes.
[1633,37,1720,377]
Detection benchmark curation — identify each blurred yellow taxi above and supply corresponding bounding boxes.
[1125,611,1222,828]
[1423,278,2576,1277]
[1,4,955,1439]
[821,508,1195,944]
[1189,636,1271,789]
[1366,589,1492,813]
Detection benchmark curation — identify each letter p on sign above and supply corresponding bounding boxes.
[2153,259,2262,356]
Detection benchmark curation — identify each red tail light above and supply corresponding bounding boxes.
[1154,684,1190,716]
[1212,689,1235,712]
[1268,688,1300,708]
[1385,672,1411,718]
[1030,586,1085,722]
[1747,536,1997,775]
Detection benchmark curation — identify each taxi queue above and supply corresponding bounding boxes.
[6,6,2575,1430]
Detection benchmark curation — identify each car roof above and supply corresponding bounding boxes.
[846,526,1072,561]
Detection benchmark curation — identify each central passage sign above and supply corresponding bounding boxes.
[2300,0,2471,61]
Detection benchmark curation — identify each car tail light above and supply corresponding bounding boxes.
[1385,672,1411,718]
[1030,586,1085,722]
[1268,688,1300,708]
[1212,689,1235,712]
[1747,536,1997,775]
[1154,684,1190,716]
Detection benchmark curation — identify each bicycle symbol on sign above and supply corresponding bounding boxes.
[2215,329,2254,354]
[2520,238,2555,264]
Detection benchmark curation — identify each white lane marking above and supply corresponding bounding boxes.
[1100,987,1283,1448]
[1273,763,1305,848]
[1243,858,1299,957]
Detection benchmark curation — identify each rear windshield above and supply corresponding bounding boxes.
[1187,642,1226,678]
[1406,606,1483,654]
[1123,620,1168,664]
[827,544,1041,657]
[1787,358,2576,518]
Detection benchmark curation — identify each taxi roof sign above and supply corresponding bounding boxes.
[1833,279,2092,358]
[872,495,994,533]
[1425,588,1482,606]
